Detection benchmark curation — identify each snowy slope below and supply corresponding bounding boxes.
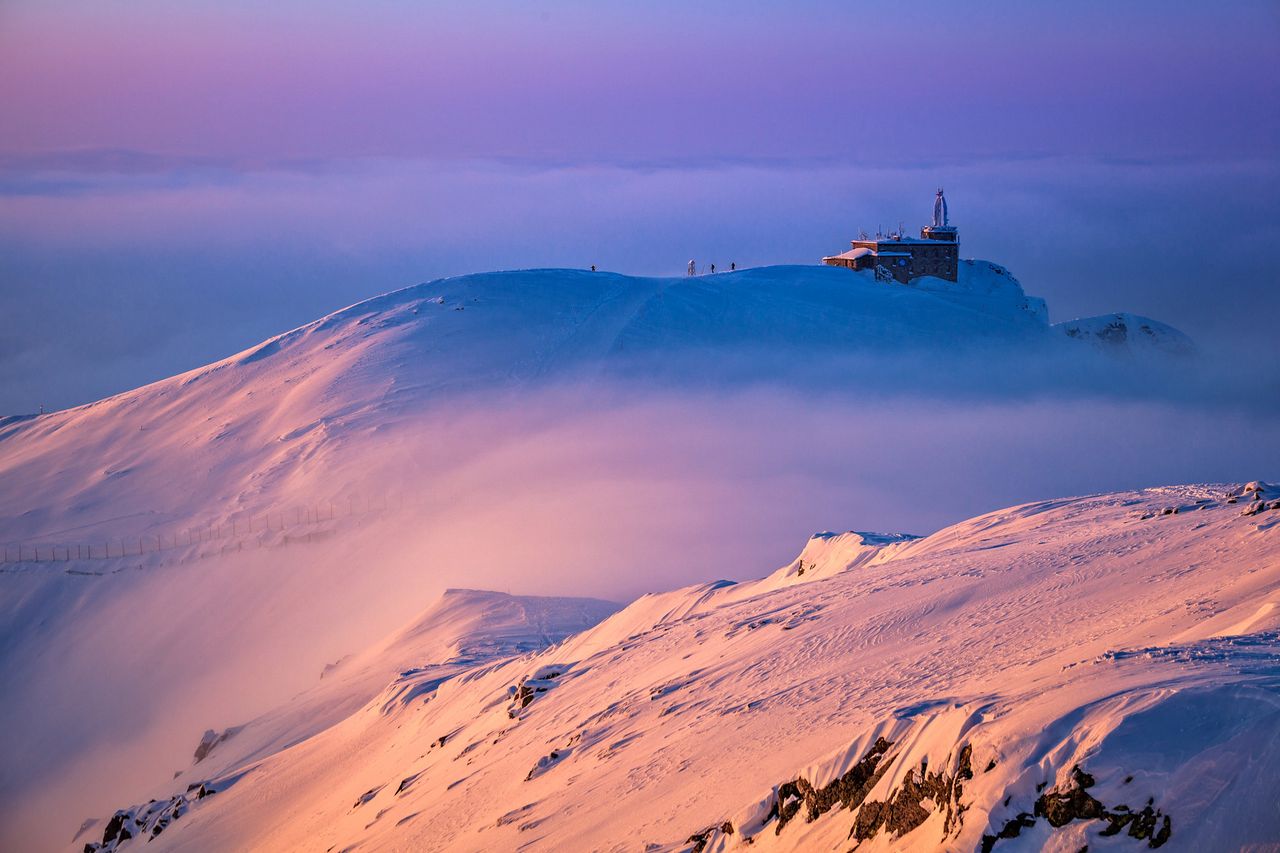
[0,262,1204,850]
[0,260,1107,547]
[161,589,619,793]
[75,482,1280,853]
[1053,313,1196,358]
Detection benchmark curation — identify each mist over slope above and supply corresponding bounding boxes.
[0,260,1208,549]
[0,263,1273,851]
[76,482,1280,852]
[0,262,1056,540]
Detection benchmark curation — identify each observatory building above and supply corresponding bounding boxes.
[823,189,959,283]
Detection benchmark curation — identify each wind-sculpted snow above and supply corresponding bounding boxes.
[0,264,1264,851]
[54,589,617,852]
[73,483,1280,852]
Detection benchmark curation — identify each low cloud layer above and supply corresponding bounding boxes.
[1,155,1278,414]
[3,376,1276,849]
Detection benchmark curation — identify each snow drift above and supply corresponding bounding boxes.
[71,482,1280,852]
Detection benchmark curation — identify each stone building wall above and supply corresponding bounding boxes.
[845,239,959,283]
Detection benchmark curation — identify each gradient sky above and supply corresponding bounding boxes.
[1,0,1278,412]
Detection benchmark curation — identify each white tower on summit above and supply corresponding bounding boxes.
[932,188,948,228]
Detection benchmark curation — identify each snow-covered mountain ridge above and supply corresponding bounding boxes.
[0,261,1184,547]
[0,262,1219,851]
[78,482,1280,852]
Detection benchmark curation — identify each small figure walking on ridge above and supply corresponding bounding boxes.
[591,264,596,272]
[688,259,696,276]
[730,261,736,271]
[710,263,716,274]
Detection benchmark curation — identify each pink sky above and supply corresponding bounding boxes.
[3,1,1277,164]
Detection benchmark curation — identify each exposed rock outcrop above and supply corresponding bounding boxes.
[82,782,216,852]
[193,725,242,764]
[687,820,734,852]
[506,664,569,718]
[768,737,895,835]
[850,744,973,842]
[983,765,1172,850]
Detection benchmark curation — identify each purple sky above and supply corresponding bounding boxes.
[4,1,1277,164]
[1,0,1278,411]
